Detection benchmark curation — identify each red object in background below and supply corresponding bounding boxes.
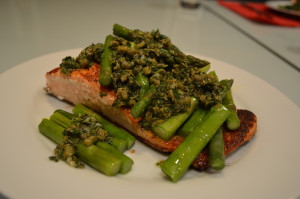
[218,0,300,27]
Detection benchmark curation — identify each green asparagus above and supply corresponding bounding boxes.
[113,23,133,40]
[161,103,230,182]
[99,34,114,86]
[130,84,156,119]
[219,79,233,99]
[113,23,142,41]
[136,72,150,99]
[76,143,122,176]
[54,109,75,120]
[51,110,134,173]
[50,111,72,128]
[152,97,198,141]
[223,89,240,130]
[38,118,122,176]
[72,104,136,149]
[110,137,127,152]
[49,110,127,152]
[199,64,211,73]
[208,70,218,82]
[208,127,225,170]
[178,107,208,137]
[185,55,210,68]
[38,119,64,144]
[96,142,133,174]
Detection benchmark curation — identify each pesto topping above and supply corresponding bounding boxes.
[59,56,81,75]
[58,26,225,129]
[60,43,104,75]
[109,29,223,129]
[50,114,113,168]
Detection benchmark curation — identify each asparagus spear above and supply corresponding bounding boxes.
[50,110,127,152]
[72,104,136,149]
[113,23,133,40]
[130,84,156,119]
[152,97,198,141]
[110,137,127,152]
[223,89,240,130]
[50,110,133,173]
[199,64,211,73]
[54,109,75,120]
[208,70,218,82]
[38,119,122,176]
[136,72,149,99]
[160,103,230,182]
[39,118,64,144]
[96,142,133,174]
[99,34,114,86]
[208,72,239,130]
[208,127,225,170]
[177,106,208,137]
[50,111,72,128]
[185,55,210,68]
[113,23,142,41]
[219,79,233,99]
[75,143,122,176]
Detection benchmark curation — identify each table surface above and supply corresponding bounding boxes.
[0,0,299,198]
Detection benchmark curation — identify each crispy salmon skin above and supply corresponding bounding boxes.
[46,64,257,170]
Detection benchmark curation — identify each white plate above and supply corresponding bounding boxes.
[0,49,300,199]
[266,0,300,17]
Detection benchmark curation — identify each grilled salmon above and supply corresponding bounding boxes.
[45,64,257,170]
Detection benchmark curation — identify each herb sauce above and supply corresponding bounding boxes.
[50,114,112,168]
[59,27,224,129]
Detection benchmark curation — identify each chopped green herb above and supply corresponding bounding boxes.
[109,26,223,129]
[59,25,225,130]
[76,43,104,68]
[49,155,59,162]
[59,43,104,75]
[60,56,81,75]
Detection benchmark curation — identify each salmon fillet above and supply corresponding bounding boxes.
[45,64,257,170]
